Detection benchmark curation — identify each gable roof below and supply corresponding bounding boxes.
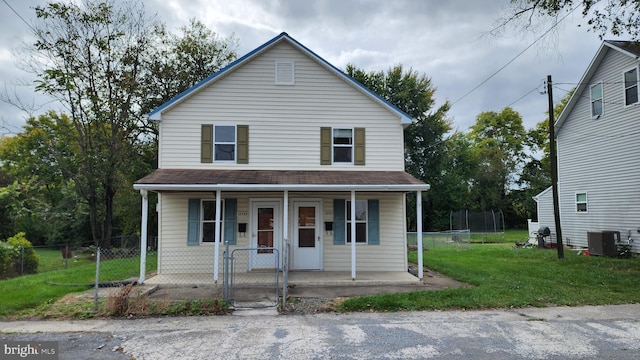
[554,40,640,132]
[148,32,413,124]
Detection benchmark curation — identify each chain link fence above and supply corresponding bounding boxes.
[407,230,472,251]
[224,243,281,308]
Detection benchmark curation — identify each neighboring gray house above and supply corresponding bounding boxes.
[133,33,430,283]
[535,40,640,251]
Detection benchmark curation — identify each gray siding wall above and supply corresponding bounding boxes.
[557,48,640,251]
[535,187,556,236]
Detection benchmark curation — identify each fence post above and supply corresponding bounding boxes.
[94,247,101,312]
[65,244,69,269]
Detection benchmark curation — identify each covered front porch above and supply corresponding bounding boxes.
[134,169,431,284]
[143,270,421,287]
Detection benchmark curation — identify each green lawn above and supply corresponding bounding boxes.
[34,247,96,273]
[339,244,640,312]
[0,253,157,317]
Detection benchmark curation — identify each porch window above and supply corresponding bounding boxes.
[624,68,638,106]
[346,200,367,243]
[590,82,603,117]
[576,193,588,213]
[214,125,236,161]
[202,200,224,243]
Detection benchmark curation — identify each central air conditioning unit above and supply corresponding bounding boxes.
[587,231,620,257]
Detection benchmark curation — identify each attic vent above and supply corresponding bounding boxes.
[275,61,295,85]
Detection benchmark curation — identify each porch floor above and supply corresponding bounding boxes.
[143,271,421,287]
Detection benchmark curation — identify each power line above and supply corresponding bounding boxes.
[452,4,580,106]
[1,0,36,34]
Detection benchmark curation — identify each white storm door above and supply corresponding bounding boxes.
[292,201,321,270]
[251,201,281,270]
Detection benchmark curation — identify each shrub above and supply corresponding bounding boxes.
[6,232,39,276]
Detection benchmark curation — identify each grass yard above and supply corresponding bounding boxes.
[339,243,640,312]
[34,247,96,273]
[0,252,157,317]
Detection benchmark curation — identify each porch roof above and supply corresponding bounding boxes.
[133,169,430,192]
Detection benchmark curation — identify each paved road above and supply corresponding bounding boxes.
[2,304,640,359]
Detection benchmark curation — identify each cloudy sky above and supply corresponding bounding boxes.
[0,0,621,135]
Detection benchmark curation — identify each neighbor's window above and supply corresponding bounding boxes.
[214,125,236,161]
[333,128,353,163]
[590,83,603,117]
[346,200,367,243]
[202,200,224,242]
[576,193,588,213]
[624,68,638,106]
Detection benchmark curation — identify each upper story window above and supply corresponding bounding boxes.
[275,61,295,85]
[576,193,588,213]
[590,82,603,117]
[320,127,365,165]
[201,200,224,243]
[201,125,249,164]
[214,125,236,161]
[624,68,638,106]
[333,128,353,163]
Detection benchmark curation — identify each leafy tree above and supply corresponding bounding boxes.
[500,1,640,40]
[20,1,238,246]
[143,18,239,118]
[346,64,453,230]
[467,107,527,224]
[0,112,89,245]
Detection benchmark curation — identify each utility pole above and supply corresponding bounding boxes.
[547,75,564,259]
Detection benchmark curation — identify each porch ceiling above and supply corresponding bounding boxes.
[133,169,430,192]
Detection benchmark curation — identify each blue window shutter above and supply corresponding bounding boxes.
[187,199,200,246]
[368,199,380,245]
[224,199,237,245]
[333,199,345,245]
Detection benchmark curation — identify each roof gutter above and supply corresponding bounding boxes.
[133,183,430,192]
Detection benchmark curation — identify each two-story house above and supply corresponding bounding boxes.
[535,40,640,253]
[133,33,430,284]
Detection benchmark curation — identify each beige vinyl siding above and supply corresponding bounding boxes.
[156,192,407,274]
[556,48,640,251]
[158,41,405,171]
[323,193,407,272]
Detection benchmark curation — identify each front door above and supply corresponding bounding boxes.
[251,201,281,270]
[292,201,321,270]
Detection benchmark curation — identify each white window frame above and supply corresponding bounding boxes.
[346,200,367,244]
[332,127,354,164]
[575,193,588,213]
[214,125,236,162]
[590,82,603,118]
[623,67,639,106]
[275,61,295,85]
[201,199,225,244]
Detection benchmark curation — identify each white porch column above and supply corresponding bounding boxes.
[139,189,149,283]
[351,190,356,280]
[417,190,423,280]
[283,190,289,270]
[213,190,222,282]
